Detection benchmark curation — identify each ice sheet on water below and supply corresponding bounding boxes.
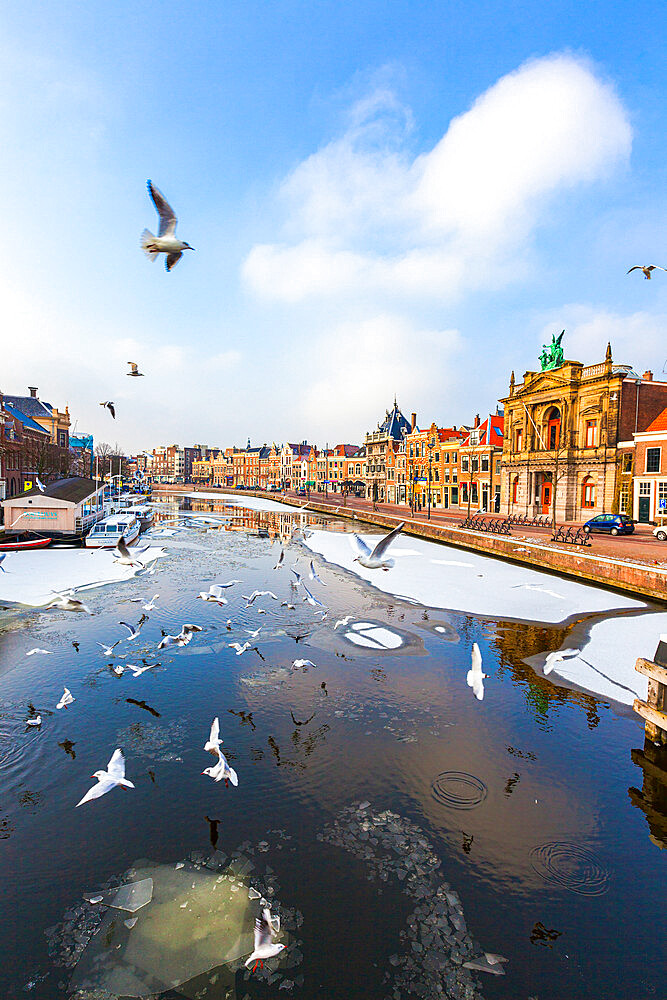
[0,546,166,608]
[72,860,259,996]
[344,622,404,650]
[525,610,667,706]
[84,879,153,912]
[303,528,644,624]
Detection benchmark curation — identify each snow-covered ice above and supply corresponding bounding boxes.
[303,528,645,624]
[0,546,166,608]
[526,611,667,706]
[344,622,404,649]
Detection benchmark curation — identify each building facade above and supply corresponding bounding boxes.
[364,400,412,502]
[633,406,667,523]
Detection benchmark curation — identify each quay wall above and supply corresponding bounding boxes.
[153,485,667,605]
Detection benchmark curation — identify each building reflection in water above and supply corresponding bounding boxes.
[153,495,321,542]
[629,739,667,850]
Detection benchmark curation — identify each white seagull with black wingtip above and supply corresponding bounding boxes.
[350,522,405,570]
[245,907,285,971]
[141,180,195,272]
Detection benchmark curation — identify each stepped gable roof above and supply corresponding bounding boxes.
[644,406,667,434]
[12,477,99,503]
[3,401,50,436]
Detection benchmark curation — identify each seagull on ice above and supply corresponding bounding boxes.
[97,639,121,656]
[26,648,53,656]
[56,687,75,710]
[293,659,316,669]
[26,715,42,727]
[309,560,326,585]
[142,594,159,611]
[99,401,115,419]
[229,641,252,655]
[351,522,404,570]
[333,616,352,631]
[467,643,487,701]
[197,585,228,604]
[204,717,223,756]
[76,748,134,807]
[113,537,144,568]
[111,664,125,676]
[245,907,285,971]
[141,180,194,272]
[202,747,238,786]
[126,361,145,377]
[49,591,92,614]
[543,648,580,677]
[627,264,667,280]
[119,620,144,642]
[302,585,326,610]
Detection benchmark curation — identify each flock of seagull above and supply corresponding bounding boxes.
[17,512,498,974]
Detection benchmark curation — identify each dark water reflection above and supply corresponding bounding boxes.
[0,496,664,999]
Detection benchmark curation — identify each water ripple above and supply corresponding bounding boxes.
[431,771,488,809]
[529,842,610,896]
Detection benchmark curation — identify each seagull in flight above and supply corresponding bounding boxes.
[217,579,242,589]
[0,554,6,572]
[543,648,580,676]
[245,627,262,639]
[126,361,145,377]
[350,522,404,570]
[26,648,53,656]
[627,265,667,280]
[467,643,487,701]
[333,616,352,631]
[35,476,46,492]
[243,590,278,606]
[202,747,238,786]
[245,907,285,971]
[142,594,159,611]
[197,584,228,604]
[290,568,303,587]
[113,536,145,568]
[119,620,144,642]
[97,639,121,656]
[293,659,316,669]
[229,641,252,655]
[302,585,326,610]
[56,687,75,710]
[309,560,326,586]
[49,591,92,614]
[76,748,135,806]
[204,716,223,756]
[273,549,284,570]
[99,401,115,419]
[127,661,156,677]
[141,180,194,272]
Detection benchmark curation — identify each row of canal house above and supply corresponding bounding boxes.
[0,387,73,500]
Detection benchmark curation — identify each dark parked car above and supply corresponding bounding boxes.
[582,513,635,536]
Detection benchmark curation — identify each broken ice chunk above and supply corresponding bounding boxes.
[84,878,153,913]
[248,887,261,900]
[124,917,138,929]
[463,953,507,975]
[87,895,104,905]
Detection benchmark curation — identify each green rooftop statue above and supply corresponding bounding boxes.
[539,330,565,371]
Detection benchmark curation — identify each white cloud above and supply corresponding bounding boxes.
[299,315,462,440]
[243,53,631,303]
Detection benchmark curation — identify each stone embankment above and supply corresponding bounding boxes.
[154,485,667,605]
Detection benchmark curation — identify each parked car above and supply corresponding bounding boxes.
[653,523,667,542]
[582,513,635,536]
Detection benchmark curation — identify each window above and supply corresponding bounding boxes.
[495,459,501,475]
[472,457,479,473]
[481,456,489,472]
[443,453,449,463]
[512,476,519,503]
[434,469,440,482]
[461,456,469,472]
[472,484,478,503]
[434,453,440,463]
[516,429,523,451]
[639,481,650,496]
[585,420,597,448]
[444,469,450,483]
[582,476,596,508]
[622,453,633,473]
[461,484,468,502]
[451,486,459,504]
[646,448,661,473]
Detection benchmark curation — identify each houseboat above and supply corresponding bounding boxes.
[1,477,104,543]
[84,513,141,548]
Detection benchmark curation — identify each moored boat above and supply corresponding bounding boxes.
[84,513,141,548]
[124,504,154,532]
[0,536,52,551]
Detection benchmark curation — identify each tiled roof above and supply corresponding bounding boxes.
[3,401,50,436]
[377,401,412,440]
[3,394,53,419]
[6,476,99,504]
[644,406,667,434]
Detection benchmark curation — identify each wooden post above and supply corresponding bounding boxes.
[634,657,667,744]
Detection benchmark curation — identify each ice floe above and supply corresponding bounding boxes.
[0,546,166,608]
[526,611,667,706]
[344,622,404,650]
[303,528,644,624]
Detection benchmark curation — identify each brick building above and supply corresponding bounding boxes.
[1,388,73,498]
[632,405,667,523]
[364,400,412,502]
[458,412,504,514]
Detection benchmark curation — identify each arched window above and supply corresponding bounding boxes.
[512,476,519,504]
[546,407,561,450]
[582,475,596,509]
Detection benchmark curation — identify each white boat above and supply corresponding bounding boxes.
[124,504,154,531]
[85,513,141,548]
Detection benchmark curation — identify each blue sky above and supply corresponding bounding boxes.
[2,1,666,451]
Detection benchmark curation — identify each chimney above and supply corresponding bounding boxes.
[474,414,480,428]
[28,387,38,398]
[411,412,417,431]
[643,370,653,382]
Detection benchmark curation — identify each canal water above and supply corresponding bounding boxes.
[0,495,665,1000]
